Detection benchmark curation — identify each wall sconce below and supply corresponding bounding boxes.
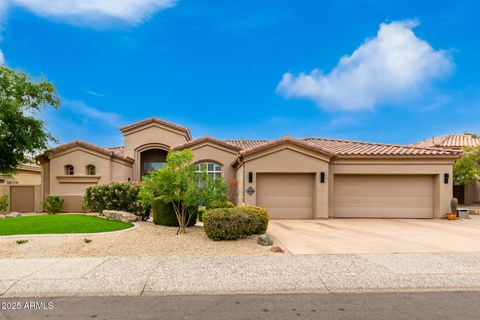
[248,172,253,183]
[444,173,449,184]
[320,172,325,183]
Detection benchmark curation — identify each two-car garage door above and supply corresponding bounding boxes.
[255,173,434,219]
[334,175,434,218]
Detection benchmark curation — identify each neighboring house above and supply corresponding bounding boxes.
[0,163,42,213]
[413,133,480,205]
[37,117,460,218]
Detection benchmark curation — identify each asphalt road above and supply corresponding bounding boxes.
[1,291,480,320]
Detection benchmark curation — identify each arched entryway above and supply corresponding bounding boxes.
[140,149,168,176]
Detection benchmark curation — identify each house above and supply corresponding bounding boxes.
[413,133,480,205]
[37,117,460,218]
[0,163,42,213]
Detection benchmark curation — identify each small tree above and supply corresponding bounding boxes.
[453,146,480,186]
[0,66,60,174]
[139,150,227,233]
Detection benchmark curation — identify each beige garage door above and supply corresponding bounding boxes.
[256,173,314,219]
[10,186,35,213]
[334,175,434,218]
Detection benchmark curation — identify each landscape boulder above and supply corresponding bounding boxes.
[1,212,22,218]
[103,210,139,223]
[257,234,273,246]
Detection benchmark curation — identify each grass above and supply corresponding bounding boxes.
[0,214,133,236]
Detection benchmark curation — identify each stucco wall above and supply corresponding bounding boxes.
[241,145,330,219]
[189,144,238,183]
[465,180,480,205]
[1,170,41,185]
[330,159,455,218]
[123,125,188,159]
[46,147,132,212]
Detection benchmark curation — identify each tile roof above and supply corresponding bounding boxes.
[224,139,270,149]
[238,136,336,156]
[302,138,458,156]
[120,117,192,139]
[223,137,459,156]
[40,140,134,162]
[173,136,242,151]
[413,134,480,148]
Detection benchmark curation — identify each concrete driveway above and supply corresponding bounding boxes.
[268,216,480,254]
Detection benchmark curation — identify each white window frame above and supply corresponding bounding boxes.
[195,162,222,179]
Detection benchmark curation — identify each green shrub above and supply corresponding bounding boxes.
[203,208,251,240]
[43,196,64,214]
[197,206,206,222]
[0,194,8,213]
[207,200,235,209]
[83,182,150,220]
[152,197,197,227]
[238,205,269,234]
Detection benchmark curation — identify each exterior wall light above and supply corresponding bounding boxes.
[444,173,449,184]
[320,172,325,183]
[248,172,253,183]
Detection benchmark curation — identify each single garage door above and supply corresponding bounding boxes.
[334,175,434,218]
[256,173,314,219]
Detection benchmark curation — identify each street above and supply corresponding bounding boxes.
[1,291,479,320]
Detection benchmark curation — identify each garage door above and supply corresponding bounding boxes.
[334,175,434,218]
[256,173,314,219]
[10,186,35,213]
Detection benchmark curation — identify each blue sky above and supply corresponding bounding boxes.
[1,0,479,147]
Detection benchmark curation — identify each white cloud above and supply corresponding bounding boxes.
[277,20,454,111]
[0,50,4,65]
[64,99,123,127]
[9,0,176,26]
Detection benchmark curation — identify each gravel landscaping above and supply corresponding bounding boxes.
[0,221,286,258]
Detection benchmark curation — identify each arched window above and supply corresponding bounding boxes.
[86,165,96,175]
[195,162,222,179]
[64,165,74,176]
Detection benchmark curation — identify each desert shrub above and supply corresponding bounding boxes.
[238,205,269,234]
[83,182,150,220]
[43,196,64,214]
[203,208,252,240]
[207,200,235,209]
[0,194,8,213]
[152,197,197,227]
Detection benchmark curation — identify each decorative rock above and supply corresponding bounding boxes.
[103,210,139,223]
[4,212,22,218]
[257,234,273,246]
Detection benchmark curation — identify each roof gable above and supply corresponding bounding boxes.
[173,136,242,153]
[120,117,192,140]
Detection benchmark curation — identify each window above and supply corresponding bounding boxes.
[86,165,96,175]
[143,162,164,175]
[64,165,74,176]
[195,162,222,179]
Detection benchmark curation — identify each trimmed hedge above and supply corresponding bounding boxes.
[83,182,150,220]
[207,200,235,209]
[203,206,269,241]
[152,197,197,227]
[238,205,269,234]
[43,196,64,214]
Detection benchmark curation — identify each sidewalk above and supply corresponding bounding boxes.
[2,253,480,297]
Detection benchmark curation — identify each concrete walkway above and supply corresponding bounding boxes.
[2,252,480,297]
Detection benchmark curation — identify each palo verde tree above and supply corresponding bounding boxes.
[453,145,480,186]
[0,66,60,174]
[139,150,227,233]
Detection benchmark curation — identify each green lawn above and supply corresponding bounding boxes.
[0,214,134,236]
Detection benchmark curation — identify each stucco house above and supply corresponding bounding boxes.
[37,117,460,218]
[413,133,480,205]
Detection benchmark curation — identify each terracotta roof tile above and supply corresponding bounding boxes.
[173,136,242,151]
[120,117,192,140]
[41,140,134,162]
[303,138,458,156]
[224,139,270,149]
[413,134,480,148]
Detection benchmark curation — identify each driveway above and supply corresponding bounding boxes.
[268,216,480,254]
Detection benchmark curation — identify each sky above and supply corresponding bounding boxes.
[1,0,480,147]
